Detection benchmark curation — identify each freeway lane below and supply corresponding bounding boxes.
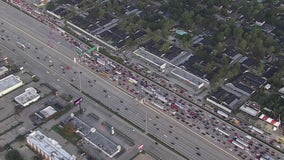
[0,29,185,160]
[0,1,240,159]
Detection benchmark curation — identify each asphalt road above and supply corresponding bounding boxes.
[0,1,274,160]
[0,26,185,160]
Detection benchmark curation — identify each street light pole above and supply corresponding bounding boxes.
[79,71,82,113]
[145,110,148,133]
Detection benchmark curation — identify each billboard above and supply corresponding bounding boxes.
[74,97,83,105]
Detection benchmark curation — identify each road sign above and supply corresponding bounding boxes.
[74,97,83,105]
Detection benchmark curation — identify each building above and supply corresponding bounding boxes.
[206,89,241,113]
[26,130,76,160]
[0,75,23,97]
[259,114,281,128]
[0,66,8,76]
[71,115,121,158]
[34,0,50,7]
[239,101,261,116]
[133,47,168,72]
[38,106,57,119]
[171,67,209,90]
[15,87,40,107]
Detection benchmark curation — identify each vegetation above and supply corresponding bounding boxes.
[52,124,81,144]
[5,149,23,160]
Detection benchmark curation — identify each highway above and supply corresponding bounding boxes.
[1,1,281,160]
[0,24,184,160]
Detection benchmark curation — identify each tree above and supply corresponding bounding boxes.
[221,55,229,66]
[256,63,265,75]
[153,29,162,42]
[160,42,171,52]
[32,156,41,160]
[194,14,204,24]
[125,38,135,47]
[216,42,225,52]
[64,121,76,136]
[136,1,146,10]
[5,150,23,160]
[216,32,225,41]
[181,10,194,26]
[239,39,247,51]
[233,27,244,41]
[46,2,56,11]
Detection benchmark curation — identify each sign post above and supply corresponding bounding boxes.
[73,97,83,113]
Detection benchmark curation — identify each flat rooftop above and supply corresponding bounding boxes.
[171,67,209,89]
[85,131,120,157]
[26,130,76,160]
[0,75,23,95]
[14,87,40,107]
[39,106,57,119]
[72,115,121,158]
[134,48,168,67]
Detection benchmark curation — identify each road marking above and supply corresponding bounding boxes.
[0,15,239,160]
[0,16,133,100]
[142,95,239,160]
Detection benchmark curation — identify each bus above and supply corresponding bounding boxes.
[76,47,83,55]
[232,141,245,150]
[215,127,231,137]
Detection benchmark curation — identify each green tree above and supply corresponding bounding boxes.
[32,156,41,160]
[216,42,225,52]
[125,38,135,47]
[239,39,247,51]
[216,32,225,41]
[136,1,146,10]
[221,55,229,66]
[46,2,56,11]
[233,27,244,41]
[160,42,171,52]
[5,150,23,160]
[153,29,162,42]
[64,121,76,136]
[256,63,265,75]
[181,10,194,26]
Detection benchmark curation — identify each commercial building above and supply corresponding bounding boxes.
[171,67,209,90]
[239,101,261,117]
[26,130,76,160]
[259,114,281,128]
[71,114,121,158]
[206,89,241,113]
[15,87,40,107]
[0,66,8,76]
[134,47,168,72]
[38,106,57,119]
[0,75,23,97]
[134,47,209,90]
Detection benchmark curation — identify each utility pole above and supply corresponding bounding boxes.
[145,110,148,133]
[79,71,82,113]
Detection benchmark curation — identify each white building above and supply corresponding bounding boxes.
[15,87,40,107]
[133,48,168,72]
[239,101,261,117]
[39,106,57,119]
[26,130,76,160]
[0,66,8,76]
[171,68,209,90]
[0,75,23,97]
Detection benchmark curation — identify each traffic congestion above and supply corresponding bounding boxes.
[6,1,284,160]
[73,49,282,160]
